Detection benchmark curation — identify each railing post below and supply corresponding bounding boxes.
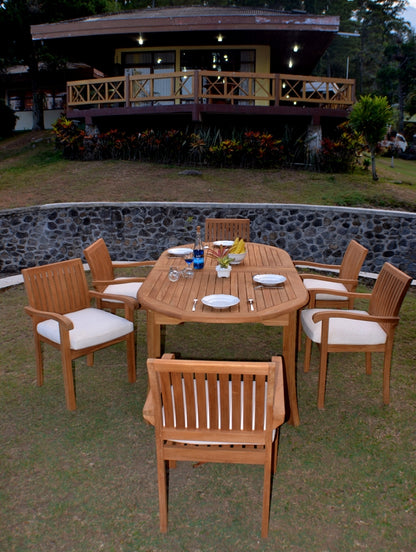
[275,74,280,107]
[125,74,130,108]
[193,70,200,103]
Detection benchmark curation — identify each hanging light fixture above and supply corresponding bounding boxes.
[138,34,144,45]
[216,34,224,42]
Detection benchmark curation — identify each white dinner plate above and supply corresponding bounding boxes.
[201,294,240,309]
[167,247,193,256]
[213,240,234,247]
[253,274,286,286]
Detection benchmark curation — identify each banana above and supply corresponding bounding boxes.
[229,237,240,253]
[229,237,246,254]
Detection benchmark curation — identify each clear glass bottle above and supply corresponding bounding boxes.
[193,225,204,269]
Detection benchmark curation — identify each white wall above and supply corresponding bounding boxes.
[14,109,63,131]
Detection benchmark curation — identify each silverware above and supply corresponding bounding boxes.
[248,298,254,311]
[192,298,198,311]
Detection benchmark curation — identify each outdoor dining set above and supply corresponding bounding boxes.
[21,217,412,538]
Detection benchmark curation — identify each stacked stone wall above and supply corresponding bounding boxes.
[1,202,415,278]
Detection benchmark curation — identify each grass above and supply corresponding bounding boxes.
[1,132,416,551]
[0,131,416,211]
[1,279,416,551]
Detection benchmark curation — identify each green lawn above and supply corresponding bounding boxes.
[1,132,416,551]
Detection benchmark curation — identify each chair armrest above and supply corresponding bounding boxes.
[143,390,155,426]
[88,290,137,320]
[143,353,175,426]
[24,306,74,330]
[300,274,356,285]
[271,356,285,427]
[312,310,400,326]
[112,260,156,268]
[93,277,145,286]
[308,288,371,302]
[294,260,341,271]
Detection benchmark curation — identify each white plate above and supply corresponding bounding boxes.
[167,247,193,256]
[253,274,286,286]
[201,294,240,309]
[213,240,234,247]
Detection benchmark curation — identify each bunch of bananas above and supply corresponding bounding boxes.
[229,237,246,254]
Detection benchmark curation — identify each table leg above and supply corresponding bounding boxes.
[282,310,300,426]
[146,310,162,358]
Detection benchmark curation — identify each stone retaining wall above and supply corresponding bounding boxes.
[1,202,415,278]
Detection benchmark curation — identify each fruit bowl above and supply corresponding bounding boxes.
[228,252,246,265]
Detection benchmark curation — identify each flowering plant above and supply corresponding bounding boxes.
[207,246,231,268]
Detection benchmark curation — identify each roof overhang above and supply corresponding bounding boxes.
[31,7,340,39]
[30,7,340,74]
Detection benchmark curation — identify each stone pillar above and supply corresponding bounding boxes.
[305,123,322,168]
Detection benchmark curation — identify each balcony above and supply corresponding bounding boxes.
[66,70,355,125]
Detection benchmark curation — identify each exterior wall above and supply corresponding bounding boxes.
[1,202,415,279]
[14,109,62,131]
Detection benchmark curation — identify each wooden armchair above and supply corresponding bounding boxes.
[83,238,156,311]
[144,354,285,538]
[22,258,136,411]
[300,262,411,409]
[294,240,368,308]
[205,218,250,242]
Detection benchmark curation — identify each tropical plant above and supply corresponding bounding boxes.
[349,95,392,181]
[207,246,231,268]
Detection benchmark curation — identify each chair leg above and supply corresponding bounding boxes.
[297,312,303,351]
[365,352,372,375]
[61,348,77,411]
[126,333,136,383]
[157,456,168,533]
[34,334,44,386]
[383,346,394,405]
[261,456,272,538]
[272,434,279,475]
[87,353,94,367]
[303,336,312,373]
[317,345,328,410]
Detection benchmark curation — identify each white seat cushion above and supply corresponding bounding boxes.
[303,278,348,301]
[301,308,387,346]
[103,280,142,303]
[37,308,134,350]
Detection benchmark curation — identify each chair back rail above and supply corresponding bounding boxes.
[339,240,369,285]
[205,218,250,242]
[369,262,412,326]
[22,258,90,314]
[84,237,115,288]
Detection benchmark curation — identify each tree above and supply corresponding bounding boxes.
[0,0,110,131]
[349,95,392,181]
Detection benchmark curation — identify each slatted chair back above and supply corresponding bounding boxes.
[369,262,412,329]
[146,354,285,537]
[23,258,90,314]
[205,218,250,242]
[338,239,369,285]
[84,238,114,291]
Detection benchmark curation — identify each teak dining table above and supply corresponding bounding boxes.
[138,242,309,426]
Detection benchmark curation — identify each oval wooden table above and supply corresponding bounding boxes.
[138,242,309,426]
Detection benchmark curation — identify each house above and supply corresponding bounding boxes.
[0,63,103,132]
[27,6,355,145]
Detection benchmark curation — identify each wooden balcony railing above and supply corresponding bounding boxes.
[67,70,355,110]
